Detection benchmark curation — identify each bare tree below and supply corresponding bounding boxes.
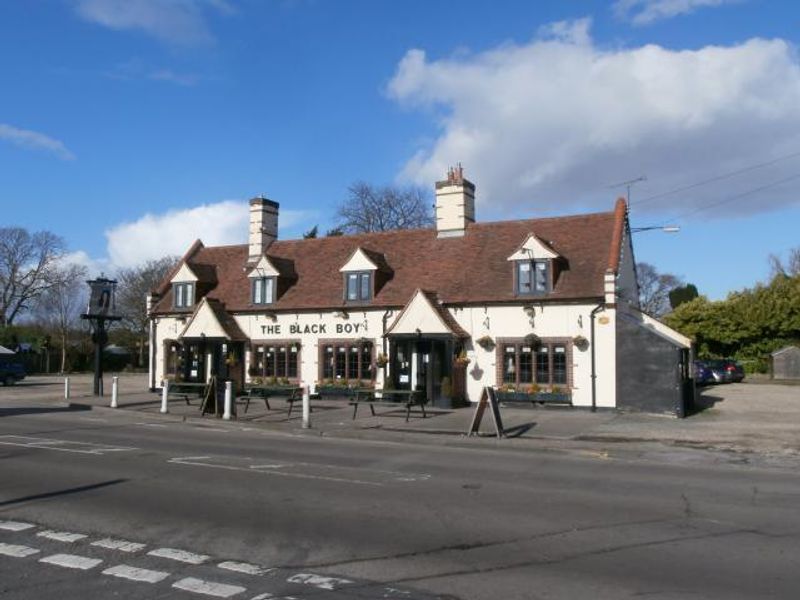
[0,227,66,326]
[336,182,432,234]
[36,262,88,373]
[637,262,682,318]
[769,247,800,278]
[116,256,177,367]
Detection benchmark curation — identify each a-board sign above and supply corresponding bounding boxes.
[466,386,505,438]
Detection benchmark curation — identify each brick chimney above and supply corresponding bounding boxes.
[249,196,279,261]
[434,165,475,238]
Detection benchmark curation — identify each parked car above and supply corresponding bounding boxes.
[0,357,26,386]
[721,358,745,383]
[705,359,733,384]
[693,360,715,386]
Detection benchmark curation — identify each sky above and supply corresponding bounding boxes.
[2,0,800,300]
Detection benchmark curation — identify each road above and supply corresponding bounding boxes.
[0,396,798,599]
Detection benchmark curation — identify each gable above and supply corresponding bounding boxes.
[339,247,379,272]
[248,255,280,278]
[506,233,560,261]
[171,263,199,284]
[180,299,229,339]
[386,290,462,336]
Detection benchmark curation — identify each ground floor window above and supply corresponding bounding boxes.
[499,339,570,389]
[319,340,374,383]
[250,341,300,382]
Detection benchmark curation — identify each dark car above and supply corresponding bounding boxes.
[721,358,745,383]
[706,359,733,384]
[693,360,714,386]
[0,357,26,386]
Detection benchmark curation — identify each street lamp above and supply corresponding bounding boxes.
[630,225,681,233]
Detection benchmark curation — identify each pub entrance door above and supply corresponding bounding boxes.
[390,336,454,407]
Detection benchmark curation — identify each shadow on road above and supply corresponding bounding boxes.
[0,405,91,418]
[689,391,724,416]
[503,422,537,438]
[0,478,128,508]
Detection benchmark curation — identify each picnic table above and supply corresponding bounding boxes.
[165,381,207,406]
[349,388,427,421]
[239,385,304,416]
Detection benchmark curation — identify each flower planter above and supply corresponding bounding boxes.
[316,385,353,397]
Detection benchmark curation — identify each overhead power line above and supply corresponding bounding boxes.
[662,171,800,225]
[632,149,800,208]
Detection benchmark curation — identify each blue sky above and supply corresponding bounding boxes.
[2,0,799,300]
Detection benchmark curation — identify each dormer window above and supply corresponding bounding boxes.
[252,277,275,305]
[516,260,550,295]
[346,272,372,302]
[173,282,194,309]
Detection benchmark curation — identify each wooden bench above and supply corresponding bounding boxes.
[349,388,427,422]
[239,385,304,416]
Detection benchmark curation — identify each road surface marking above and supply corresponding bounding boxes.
[172,577,247,598]
[148,547,210,564]
[248,594,275,600]
[286,573,353,590]
[92,538,146,553]
[103,564,170,583]
[39,553,102,570]
[38,530,87,543]
[0,520,35,532]
[0,543,40,558]
[0,435,138,455]
[135,422,168,428]
[218,561,273,576]
[169,457,383,487]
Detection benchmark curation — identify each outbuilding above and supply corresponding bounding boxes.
[147,168,692,415]
[771,346,800,380]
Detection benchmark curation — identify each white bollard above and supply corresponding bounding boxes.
[110,376,119,408]
[64,376,70,400]
[302,384,310,429]
[160,380,169,414]
[223,381,232,420]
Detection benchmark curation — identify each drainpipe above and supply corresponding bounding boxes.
[589,302,605,412]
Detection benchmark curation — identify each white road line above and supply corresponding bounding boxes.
[248,594,275,600]
[218,561,273,576]
[287,573,353,590]
[135,422,168,428]
[39,553,102,570]
[169,457,382,487]
[38,530,87,543]
[92,538,146,553]
[103,564,170,583]
[0,435,138,455]
[0,520,35,532]
[0,543,40,558]
[172,577,247,598]
[148,547,210,564]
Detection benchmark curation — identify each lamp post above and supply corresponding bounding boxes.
[631,225,680,233]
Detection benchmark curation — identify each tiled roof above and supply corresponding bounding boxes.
[152,202,625,314]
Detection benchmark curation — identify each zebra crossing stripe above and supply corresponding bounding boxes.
[172,577,247,598]
[39,553,102,570]
[102,564,170,583]
[148,547,210,564]
[38,530,87,543]
[92,538,146,553]
[0,521,35,532]
[218,561,272,576]
[286,573,353,590]
[0,543,40,558]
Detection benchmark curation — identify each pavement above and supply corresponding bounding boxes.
[5,373,800,466]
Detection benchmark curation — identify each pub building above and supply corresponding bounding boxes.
[148,167,693,414]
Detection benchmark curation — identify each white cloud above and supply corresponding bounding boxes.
[105,200,315,269]
[388,21,800,220]
[106,59,199,85]
[0,123,75,160]
[613,0,736,26]
[73,0,233,46]
[60,251,110,278]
